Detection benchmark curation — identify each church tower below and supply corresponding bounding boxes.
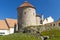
[40,13,44,25]
[17,1,36,29]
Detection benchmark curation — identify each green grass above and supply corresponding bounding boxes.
[0,33,41,40]
[48,37,60,40]
[41,29,60,40]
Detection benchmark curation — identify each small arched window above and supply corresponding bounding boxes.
[58,23,60,26]
[50,24,52,26]
[24,12,26,14]
[53,24,55,26]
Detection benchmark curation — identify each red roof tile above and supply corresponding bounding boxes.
[5,18,17,28]
[19,1,34,8]
[0,20,9,30]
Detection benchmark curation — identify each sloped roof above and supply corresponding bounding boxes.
[0,20,9,30]
[19,1,34,8]
[5,18,17,28]
[36,14,41,17]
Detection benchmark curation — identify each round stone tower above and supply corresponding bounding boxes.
[17,1,36,28]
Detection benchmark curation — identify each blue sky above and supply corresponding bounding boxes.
[0,0,60,21]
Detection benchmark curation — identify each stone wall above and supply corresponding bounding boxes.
[18,7,36,28]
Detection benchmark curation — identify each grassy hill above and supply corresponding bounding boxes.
[41,29,60,40]
[0,33,41,40]
[0,26,60,40]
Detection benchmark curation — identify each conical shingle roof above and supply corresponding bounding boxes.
[19,1,34,8]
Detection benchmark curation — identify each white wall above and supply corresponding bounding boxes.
[36,16,41,25]
[43,16,54,25]
[47,16,54,23]
[0,30,9,35]
[0,27,17,35]
[43,19,48,25]
[16,25,18,31]
[9,28,14,34]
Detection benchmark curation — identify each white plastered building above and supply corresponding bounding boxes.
[0,18,18,35]
[43,16,54,25]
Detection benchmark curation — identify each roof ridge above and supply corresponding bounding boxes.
[5,18,17,20]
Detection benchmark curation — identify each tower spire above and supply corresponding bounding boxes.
[40,13,44,25]
[41,13,44,20]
